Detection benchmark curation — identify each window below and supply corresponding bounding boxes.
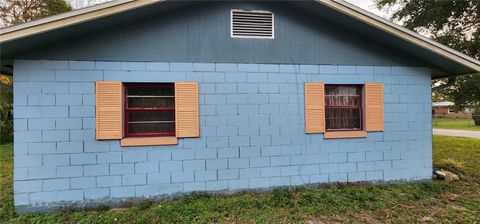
[124,83,175,138]
[96,81,198,145]
[231,9,274,39]
[325,85,362,131]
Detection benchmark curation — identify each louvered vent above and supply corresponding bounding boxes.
[231,9,274,39]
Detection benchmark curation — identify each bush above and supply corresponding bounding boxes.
[474,118,480,126]
[0,102,13,142]
[473,108,480,126]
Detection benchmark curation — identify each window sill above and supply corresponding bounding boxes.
[120,137,178,147]
[324,131,367,139]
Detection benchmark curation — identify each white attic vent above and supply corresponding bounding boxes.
[231,9,274,39]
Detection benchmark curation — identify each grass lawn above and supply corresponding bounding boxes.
[1,136,480,223]
[433,118,480,131]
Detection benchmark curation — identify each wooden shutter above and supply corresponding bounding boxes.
[365,83,384,132]
[175,82,199,138]
[304,83,325,134]
[96,81,122,140]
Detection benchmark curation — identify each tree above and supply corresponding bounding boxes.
[0,0,72,27]
[374,0,480,110]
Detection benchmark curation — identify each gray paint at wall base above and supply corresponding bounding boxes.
[13,60,432,213]
[14,179,430,214]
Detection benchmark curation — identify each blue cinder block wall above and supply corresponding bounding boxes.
[13,60,432,212]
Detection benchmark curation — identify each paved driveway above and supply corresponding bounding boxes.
[433,129,480,139]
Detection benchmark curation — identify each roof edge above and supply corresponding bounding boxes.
[0,0,164,43]
[316,0,480,76]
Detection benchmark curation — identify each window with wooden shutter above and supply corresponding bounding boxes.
[365,83,384,131]
[304,82,384,138]
[175,82,199,138]
[96,81,122,140]
[305,82,325,133]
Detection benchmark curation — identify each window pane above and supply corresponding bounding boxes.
[128,97,174,108]
[128,111,174,122]
[127,111,175,135]
[325,85,362,131]
[128,123,175,134]
[325,86,361,106]
[124,84,176,137]
[127,84,175,108]
[128,85,174,96]
[326,108,361,130]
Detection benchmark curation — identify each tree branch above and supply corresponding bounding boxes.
[432,77,456,92]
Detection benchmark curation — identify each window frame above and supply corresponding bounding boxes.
[447,107,454,114]
[324,84,363,132]
[123,83,176,138]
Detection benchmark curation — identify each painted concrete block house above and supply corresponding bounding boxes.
[1,0,480,213]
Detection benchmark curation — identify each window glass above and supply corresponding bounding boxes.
[124,83,175,137]
[128,97,174,108]
[127,85,174,108]
[128,85,174,96]
[128,123,175,135]
[128,111,174,122]
[325,85,362,131]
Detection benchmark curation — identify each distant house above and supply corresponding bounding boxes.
[432,102,473,119]
[1,0,480,213]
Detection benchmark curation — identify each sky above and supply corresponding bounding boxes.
[69,0,113,9]
[345,0,390,18]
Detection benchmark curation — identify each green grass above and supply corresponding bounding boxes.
[433,118,480,131]
[1,136,480,223]
[0,142,14,221]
